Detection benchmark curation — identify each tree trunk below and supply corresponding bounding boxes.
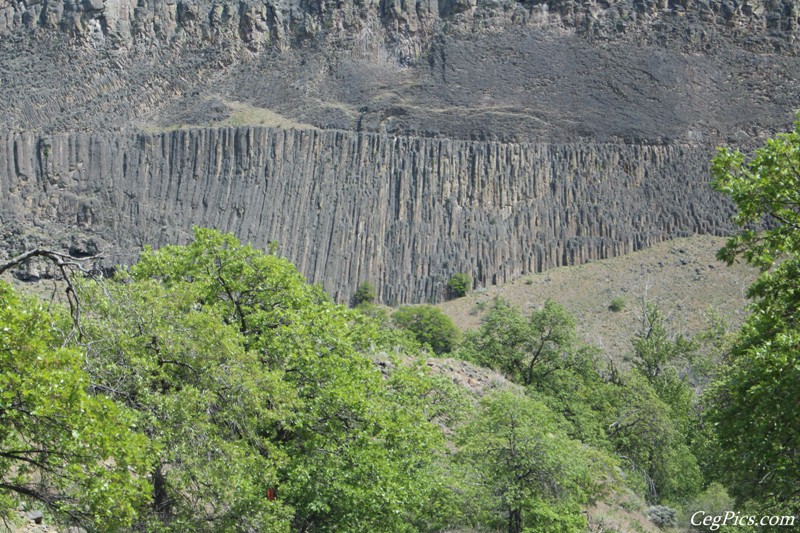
[153,464,172,518]
[509,507,522,533]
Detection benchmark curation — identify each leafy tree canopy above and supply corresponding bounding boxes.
[74,227,451,532]
[74,276,295,532]
[353,281,377,306]
[446,274,471,299]
[459,299,577,387]
[457,297,706,506]
[455,390,611,533]
[0,282,151,529]
[707,117,800,514]
[392,305,461,355]
[0,225,729,530]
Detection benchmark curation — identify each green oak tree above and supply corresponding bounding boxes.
[446,274,471,299]
[353,281,377,306]
[455,390,607,533]
[74,276,295,532]
[631,303,698,439]
[78,227,451,531]
[0,281,151,529]
[706,117,800,513]
[459,299,577,387]
[605,371,703,504]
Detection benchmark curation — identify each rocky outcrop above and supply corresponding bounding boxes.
[1,0,797,56]
[2,0,799,139]
[424,357,517,396]
[0,127,733,303]
[1,0,797,303]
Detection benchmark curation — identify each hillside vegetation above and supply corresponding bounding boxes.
[2,122,800,531]
[438,234,758,360]
[1,229,721,532]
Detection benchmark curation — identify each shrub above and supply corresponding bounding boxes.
[355,302,389,324]
[647,505,678,529]
[447,273,471,299]
[681,483,735,528]
[609,296,626,312]
[353,281,376,306]
[469,300,488,316]
[392,305,461,355]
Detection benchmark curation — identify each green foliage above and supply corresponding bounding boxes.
[446,273,471,299]
[129,228,319,357]
[609,296,626,312]
[458,297,706,506]
[353,281,376,306]
[373,360,475,531]
[75,276,295,531]
[711,117,800,270]
[631,303,697,426]
[707,117,800,513]
[632,304,696,382]
[0,225,729,530]
[681,482,735,528]
[354,301,389,324]
[391,305,461,355]
[460,299,614,447]
[534,345,618,449]
[692,308,735,380]
[459,298,577,387]
[455,390,607,533]
[608,303,704,503]
[0,282,151,529]
[606,371,703,504]
[81,227,451,531]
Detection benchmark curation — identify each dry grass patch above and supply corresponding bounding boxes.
[439,235,757,361]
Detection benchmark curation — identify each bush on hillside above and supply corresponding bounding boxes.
[392,305,461,355]
[353,281,376,306]
[447,273,471,299]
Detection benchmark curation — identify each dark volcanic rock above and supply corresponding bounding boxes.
[1,128,735,303]
[0,0,798,302]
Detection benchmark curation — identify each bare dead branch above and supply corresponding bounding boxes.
[0,248,104,341]
[0,249,102,276]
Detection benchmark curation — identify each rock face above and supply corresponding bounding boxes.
[1,0,797,55]
[1,127,734,302]
[0,0,798,302]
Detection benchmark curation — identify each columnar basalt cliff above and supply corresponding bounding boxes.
[2,127,733,302]
[1,0,798,302]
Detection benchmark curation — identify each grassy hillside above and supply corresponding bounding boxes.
[438,235,757,360]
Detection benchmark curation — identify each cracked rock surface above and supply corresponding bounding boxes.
[1,0,798,302]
